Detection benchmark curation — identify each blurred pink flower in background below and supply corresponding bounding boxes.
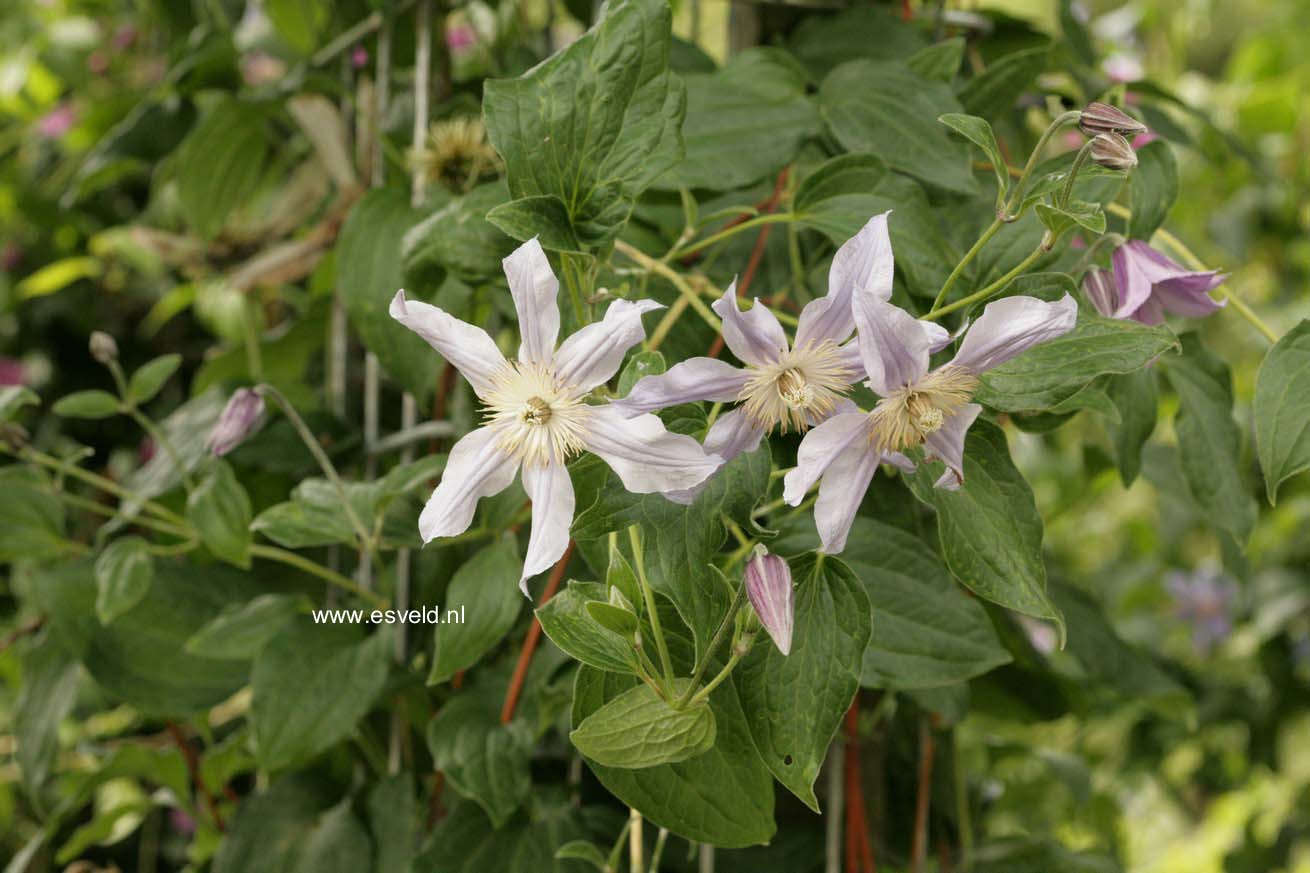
[112,23,138,51]
[1103,53,1144,83]
[88,50,109,75]
[2,242,22,272]
[1166,567,1238,653]
[37,104,76,139]
[446,23,476,51]
[351,45,369,69]
[0,357,27,386]
[241,52,286,86]
[1132,131,1159,149]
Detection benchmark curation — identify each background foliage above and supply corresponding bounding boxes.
[2,1,1310,872]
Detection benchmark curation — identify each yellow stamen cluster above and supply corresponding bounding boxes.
[866,365,979,455]
[410,116,499,190]
[483,362,590,467]
[738,340,855,433]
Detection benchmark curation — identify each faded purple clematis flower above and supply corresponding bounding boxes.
[1165,567,1237,652]
[1083,240,1225,325]
[391,239,721,592]
[613,214,946,499]
[783,291,1077,553]
[744,547,793,656]
[207,389,265,456]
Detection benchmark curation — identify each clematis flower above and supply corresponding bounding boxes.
[613,214,946,494]
[784,292,1077,553]
[744,547,793,656]
[1083,240,1225,325]
[391,238,722,592]
[1165,567,1237,653]
[207,388,265,456]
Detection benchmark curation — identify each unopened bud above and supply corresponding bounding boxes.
[1078,101,1148,138]
[608,585,634,613]
[1089,132,1137,171]
[1081,268,1120,318]
[207,388,265,456]
[744,546,794,656]
[89,331,119,364]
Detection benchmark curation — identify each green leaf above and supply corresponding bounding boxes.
[187,460,253,568]
[482,0,686,250]
[292,799,374,873]
[427,696,532,827]
[907,420,1066,644]
[1254,319,1310,502]
[185,594,304,659]
[657,48,818,192]
[213,776,369,873]
[1106,369,1159,486]
[617,350,666,400]
[555,841,609,870]
[16,255,102,298]
[175,99,268,239]
[975,296,1179,412]
[0,385,39,421]
[908,38,965,82]
[94,536,154,624]
[571,680,714,768]
[403,181,517,285]
[52,389,120,419]
[793,154,954,299]
[251,617,391,770]
[733,552,870,811]
[429,538,524,684]
[536,581,640,674]
[1035,199,1106,240]
[958,43,1050,117]
[604,538,642,606]
[818,60,977,195]
[123,389,228,514]
[15,638,79,796]
[1128,140,1179,240]
[485,196,582,253]
[585,601,639,636]
[415,798,598,872]
[939,113,1008,203]
[1161,333,1256,541]
[126,354,181,405]
[367,775,416,873]
[0,467,69,562]
[265,0,329,55]
[572,665,775,847]
[787,5,927,80]
[338,187,441,401]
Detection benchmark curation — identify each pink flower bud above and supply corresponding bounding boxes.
[1089,132,1137,171]
[1079,102,1148,138]
[207,389,265,456]
[744,548,793,656]
[89,331,118,364]
[351,46,369,69]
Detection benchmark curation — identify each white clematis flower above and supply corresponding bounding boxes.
[611,213,947,496]
[783,290,1078,554]
[390,238,722,592]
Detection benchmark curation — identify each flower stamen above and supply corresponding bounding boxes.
[738,340,854,434]
[867,365,979,454]
[483,362,590,467]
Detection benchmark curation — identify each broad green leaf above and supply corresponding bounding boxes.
[414,798,597,873]
[907,420,1065,643]
[733,552,870,811]
[571,680,714,768]
[213,776,366,873]
[0,467,69,562]
[253,476,404,549]
[585,600,639,636]
[536,581,640,674]
[1254,319,1310,502]
[485,196,582,253]
[908,38,965,82]
[482,0,686,250]
[819,60,977,195]
[403,181,516,285]
[1128,140,1179,240]
[657,48,818,192]
[617,350,666,399]
[251,617,391,770]
[367,775,416,873]
[429,538,524,684]
[427,696,532,827]
[187,460,252,568]
[939,113,1008,203]
[15,638,79,796]
[1106,369,1159,486]
[1161,333,1256,541]
[292,799,373,873]
[16,256,102,298]
[33,559,256,715]
[186,594,304,659]
[94,536,154,624]
[123,388,227,515]
[126,354,181,405]
[175,99,268,239]
[793,154,954,299]
[52,389,120,419]
[555,841,608,869]
[604,538,642,606]
[264,0,330,54]
[958,44,1050,117]
[572,665,775,847]
[787,5,927,80]
[975,298,1178,412]
[0,385,39,420]
[337,188,440,401]
[1035,199,1106,239]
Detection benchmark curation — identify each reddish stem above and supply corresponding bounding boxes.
[499,540,575,724]
[911,718,936,873]
[166,722,226,831]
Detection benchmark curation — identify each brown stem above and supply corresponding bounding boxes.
[0,617,45,654]
[166,722,226,831]
[911,718,936,873]
[500,540,575,723]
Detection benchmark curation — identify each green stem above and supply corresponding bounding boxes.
[627,526,674,685]
[670,212,796,260]
[1057,138,1096,209]
[128,408,195,492]
[249,543,388,608]
[931,218,1002,312]
[258,384,374,554]
[615,241,721,335]
[50,490,191,539]
[244,294,265,381]
[649,828,670,873]
[678,576,749,707]
[1002,109,1082,220]
[954,729,973,872]
[11,446,187,526]
[924,245,1047,321]
[689,647,745,706]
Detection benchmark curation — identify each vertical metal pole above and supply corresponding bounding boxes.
[825,738,845,873]
[327,53,355,599]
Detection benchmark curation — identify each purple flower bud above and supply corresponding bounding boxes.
[1082,268,1119,318]
[1079,102,1148,138]
[744,548,793,656]
[1089,132,1137,171]
[207,389,265,456]
[89,331,118,364]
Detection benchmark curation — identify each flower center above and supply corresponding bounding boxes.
[483,363,589,467]
[738,341,855,434]
[866,365,979,455]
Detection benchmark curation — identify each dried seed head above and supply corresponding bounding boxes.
[1079,101,1148,138]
